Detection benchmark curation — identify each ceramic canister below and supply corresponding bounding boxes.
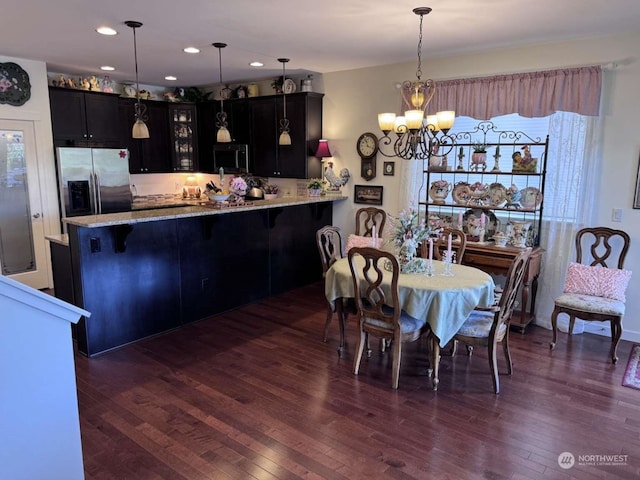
[247,83,259,97]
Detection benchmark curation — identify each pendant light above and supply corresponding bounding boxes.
[278,58,291,146]
[125,21,149,139]
[214,42,232,143]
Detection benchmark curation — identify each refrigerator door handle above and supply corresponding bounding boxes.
[95,172,102,214]
[90,172,98,215]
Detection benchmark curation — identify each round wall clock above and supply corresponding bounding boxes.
[0,62,31,106]
[357,132,379,181]
[356,132,379,159]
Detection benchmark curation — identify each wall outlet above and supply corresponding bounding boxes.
[612,208,623,222]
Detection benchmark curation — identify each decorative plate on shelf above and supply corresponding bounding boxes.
[462,209,498,240]
[488,182,507,207]
[427,214,453,230]
[283,78,296,94]
[452,181,471,205]
[520,186,543,210]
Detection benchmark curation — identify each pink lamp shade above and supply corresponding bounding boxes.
[315,139,332,158]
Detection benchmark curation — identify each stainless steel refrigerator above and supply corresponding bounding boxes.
[56,147,132,218]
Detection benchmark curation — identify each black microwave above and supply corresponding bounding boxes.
[212,144,249,173]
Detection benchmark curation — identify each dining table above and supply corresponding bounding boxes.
[325,256,495,390]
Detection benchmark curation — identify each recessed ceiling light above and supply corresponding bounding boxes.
[165,76,177,81]
[100,66,115,71]
[250,61,264,67]
[96,26,117,36]
[183,47,200,54]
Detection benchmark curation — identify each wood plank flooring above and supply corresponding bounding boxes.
[74,282,640,479]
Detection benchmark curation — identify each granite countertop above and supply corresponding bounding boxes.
[45,233,69,246]
[64,195,347,228]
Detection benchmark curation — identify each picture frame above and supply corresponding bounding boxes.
[354,185,383,205]
[383,161,395,176]
[635,153,640,209]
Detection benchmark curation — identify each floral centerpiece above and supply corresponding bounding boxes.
[229,176,247,196]
[389,209,440,273]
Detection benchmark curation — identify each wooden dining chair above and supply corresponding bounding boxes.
[347,247,428,389]
[316,225,347,342]
[355,207,386,237]
[550,227,631,363]
[450,249,530,393]
[420,228,467,264]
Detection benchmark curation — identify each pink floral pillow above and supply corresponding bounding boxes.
[345,234,380,254]
[563,262,632,302]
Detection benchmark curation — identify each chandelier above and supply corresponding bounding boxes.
[377,7,455,161]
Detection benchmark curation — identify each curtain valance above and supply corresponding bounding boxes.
[425,66,601,119]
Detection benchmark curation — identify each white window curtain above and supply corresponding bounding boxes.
[535,112,601,332]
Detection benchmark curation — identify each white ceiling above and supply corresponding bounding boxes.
[3,0,640,88]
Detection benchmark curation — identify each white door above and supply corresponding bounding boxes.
[0,119,49,289]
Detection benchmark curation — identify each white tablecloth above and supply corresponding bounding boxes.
[325,257,495,347]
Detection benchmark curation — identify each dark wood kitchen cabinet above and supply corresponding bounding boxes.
[49,87,120,147]
[169,104,198,172]
[251,92,323,179]
[118,98,171,173]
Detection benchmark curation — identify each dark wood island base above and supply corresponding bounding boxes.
[55,198,340,356]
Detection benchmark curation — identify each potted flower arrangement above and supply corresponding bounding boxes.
[471,141,487,171]
[307,178,324,196]
[229,176,247,196]
[263,183,279,200]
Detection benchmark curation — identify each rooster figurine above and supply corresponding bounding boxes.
[324,161,350,190]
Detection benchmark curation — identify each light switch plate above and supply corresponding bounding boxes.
[612,208,623,222]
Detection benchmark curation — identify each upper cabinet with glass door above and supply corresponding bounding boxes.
[169,104,198,172]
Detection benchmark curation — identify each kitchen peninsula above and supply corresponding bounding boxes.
[54,196,345,356]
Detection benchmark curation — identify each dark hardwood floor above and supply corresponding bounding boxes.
[74,282,640,479]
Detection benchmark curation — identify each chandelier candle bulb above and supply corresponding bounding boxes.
[426,114,440,131]
[435,111,456,132]
[378,113,396,133]
[429,237,433,261]
[405,110,424,130]
[480,212,486,225]
[458,211,463,227]
[448,233,452,254]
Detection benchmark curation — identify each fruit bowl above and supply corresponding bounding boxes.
[206,192,230,202]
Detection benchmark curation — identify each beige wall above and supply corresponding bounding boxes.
[0,55,59,287]
[323,32,640,341]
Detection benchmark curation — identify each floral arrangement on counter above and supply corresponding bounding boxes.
[229,176,247,196]
[307,178,325,190]
[262,184,279,194]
